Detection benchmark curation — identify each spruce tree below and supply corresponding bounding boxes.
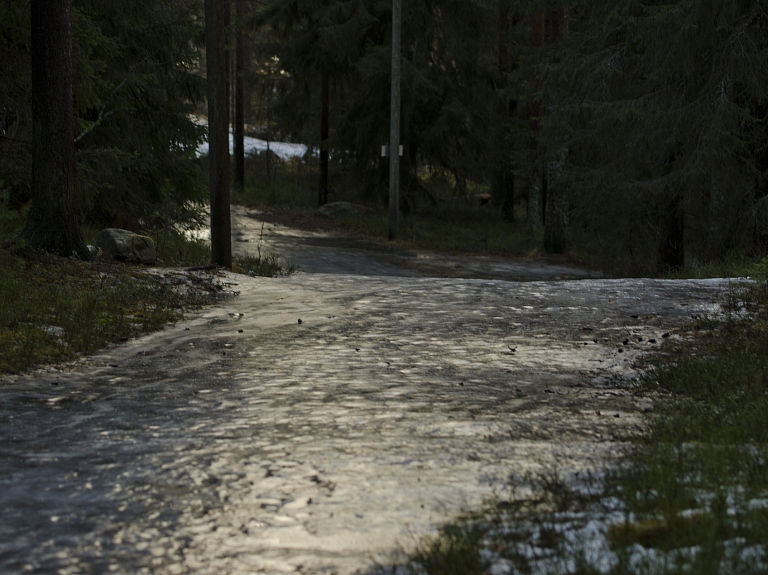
[22,0,91,259]
[512,0,768,271]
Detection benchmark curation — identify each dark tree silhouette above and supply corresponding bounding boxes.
[234,0,246,192]
[22,0,90,259]
[543,5,569,255]
[319,72,329,206]
[206,0,232,269]
[658,154,684,272]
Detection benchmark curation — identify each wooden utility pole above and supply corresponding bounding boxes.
[388,0,402,241]
[23,0,90,259]
[234,0,245,192]
[319,72,329,206]
[206,0,232,269]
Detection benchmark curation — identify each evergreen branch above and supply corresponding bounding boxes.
[0,133,31,145]
[73,57,149,144]
[74,110,114,144]
[0,231,22,250]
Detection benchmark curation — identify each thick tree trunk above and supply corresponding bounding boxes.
[318,72,329,206]
[542,5,569,253]
[23,0,90,259]
[224,0,231,135]
[528,11,545,233]
[544,147,568,254]
[528,98,544,233]
[492,0,514,222]
[399,107,412,215]
[499,170,515,222]
[233,0,245,192]
[657,187,685,272]
[206,0,232,269]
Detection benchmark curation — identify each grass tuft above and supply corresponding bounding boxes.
[0,204,289,375]
[382,275,768,574]
[233,252,294,277]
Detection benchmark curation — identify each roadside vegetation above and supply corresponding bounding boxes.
[235,156,565,263]
[234,155,764,278]
[377,275,768,575]
[0,205,286,375]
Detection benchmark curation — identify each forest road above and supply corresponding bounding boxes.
[0,207,734,575]
[230,205,599,281]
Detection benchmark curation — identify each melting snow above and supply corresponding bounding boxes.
[196,133,307,162]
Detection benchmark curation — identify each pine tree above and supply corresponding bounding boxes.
[2,0,209,233]
[22,0,91,259]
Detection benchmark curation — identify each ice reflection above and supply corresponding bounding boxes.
[0,274,733,574]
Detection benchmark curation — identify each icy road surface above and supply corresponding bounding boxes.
[0,210,734,574]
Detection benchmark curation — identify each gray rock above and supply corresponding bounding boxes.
[96,228,156,264]
[315,201,374,218]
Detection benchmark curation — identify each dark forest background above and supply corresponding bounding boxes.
[3,0,768,276]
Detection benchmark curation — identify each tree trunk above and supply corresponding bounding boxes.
[528,11,545,233]
[233,0,245,192]
[544,147,568,254]
[499,170,515,222]
[224,0,231,137]
[657,187,685,272]
[206,0,232,269]
[399,148,411,215]
[388,0,402,241]
[22,0,90,259]
[492,0,515,222]
[528,101,544,233]
[319,72,329,206]
[542,5,569,252]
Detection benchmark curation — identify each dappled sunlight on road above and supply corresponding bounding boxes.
[0,268,731,573]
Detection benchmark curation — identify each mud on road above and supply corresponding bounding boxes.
[0,208,733,575]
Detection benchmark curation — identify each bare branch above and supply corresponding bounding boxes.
[73,57,150,143]
[0,133,31,145]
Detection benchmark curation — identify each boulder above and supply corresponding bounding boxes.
[315,201,374,218]
[96,228,157,264]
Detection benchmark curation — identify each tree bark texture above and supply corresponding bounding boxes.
[224,0,231,135]
[657,187,685,272]
[498,170,515,222]
[492,0,514,222]
[233,0,245,192]
[23,0,90,259]
[528,95,544,233]
[388,0,402,241]
[528,12,545,233]
[319,72,329,206]
[543,5,569,253]
[399,153,411,215]
[544,146,568,254]
[206,0,232,269]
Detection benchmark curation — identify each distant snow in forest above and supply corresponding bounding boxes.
[196,133,307,162]
[192,116,307,161]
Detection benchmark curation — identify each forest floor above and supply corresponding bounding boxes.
[0,207,733,574]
